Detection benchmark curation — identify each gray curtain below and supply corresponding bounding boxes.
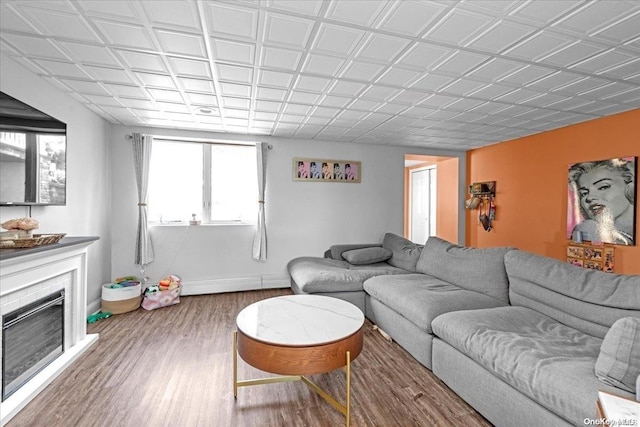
[252,142,268,260]
[132,133,154,269]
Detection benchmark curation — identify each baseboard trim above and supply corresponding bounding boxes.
[87,275,291,313]
[180,274,290,296]
[261,274,291,290]
[87,298,101,315]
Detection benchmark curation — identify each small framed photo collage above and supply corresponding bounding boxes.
[293,158,361,183]
[567,243,615,273]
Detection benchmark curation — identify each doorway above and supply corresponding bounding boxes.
[404,154,459,245]
[410,166,436,244]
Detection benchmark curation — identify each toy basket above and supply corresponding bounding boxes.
[101,282,142,314]
[142,287,181,310]
[142,275,181,310]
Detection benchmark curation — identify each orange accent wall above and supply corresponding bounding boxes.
[466,109,640,274]
[436,157,459,243]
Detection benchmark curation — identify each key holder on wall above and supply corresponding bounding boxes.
[466,181,497,232]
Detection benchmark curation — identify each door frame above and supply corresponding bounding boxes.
[403,154,465,246]
[409,165,437,243]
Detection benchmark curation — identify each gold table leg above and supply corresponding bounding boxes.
[233,330,238,398]
[346,350,351,427]
[233,331,353,426]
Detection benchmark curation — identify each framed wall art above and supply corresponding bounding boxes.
[567,156,636,246]
[293,158,361,183]
[567,242,615,273]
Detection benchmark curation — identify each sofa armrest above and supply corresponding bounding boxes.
[327,243,382,260]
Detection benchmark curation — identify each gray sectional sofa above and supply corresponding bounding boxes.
[287,233,640,427]
[288,233,422,313]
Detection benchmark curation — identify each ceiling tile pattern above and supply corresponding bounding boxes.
[1,0,639,149]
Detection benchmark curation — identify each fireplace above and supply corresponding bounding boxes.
[2,290,65,401]
[0,236,98,425]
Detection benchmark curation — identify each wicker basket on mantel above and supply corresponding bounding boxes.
[0,233,66,249]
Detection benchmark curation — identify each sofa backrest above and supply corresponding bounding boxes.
[505,250,640,339]
[416,236,512,304]
[382,233,423,272]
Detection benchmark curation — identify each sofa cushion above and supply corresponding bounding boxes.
[342,247,392,265]
[382,233,423,272]
[505,250,640,338]
[415,236,511,303]
[364,274,505,333]
[431,306,635,426]
[328,243,382,260]
[287,256,407,293]
[595,317,640,393]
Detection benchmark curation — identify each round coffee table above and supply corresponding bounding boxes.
[233,295,364,426]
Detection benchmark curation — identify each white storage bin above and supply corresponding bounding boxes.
[101,282,141,314]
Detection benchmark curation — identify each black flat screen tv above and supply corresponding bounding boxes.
[0,91,67,206]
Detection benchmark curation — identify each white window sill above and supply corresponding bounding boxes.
[150,221,255,227]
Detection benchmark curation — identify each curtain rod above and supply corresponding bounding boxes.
[125,134,272,149]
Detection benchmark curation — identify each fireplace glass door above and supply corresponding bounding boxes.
[2,290,64,401]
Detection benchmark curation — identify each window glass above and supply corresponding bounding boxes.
[148,140,257,224]
[210,144,257,222]
[148,141,202,223]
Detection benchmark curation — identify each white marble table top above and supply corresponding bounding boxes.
[236,295,365,346]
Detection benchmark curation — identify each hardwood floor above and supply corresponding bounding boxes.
[7,289,491,427]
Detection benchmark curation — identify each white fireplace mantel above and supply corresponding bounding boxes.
[0,236,99,426]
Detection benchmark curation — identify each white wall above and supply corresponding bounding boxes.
[0,53,112,307]
[110,125,466,293]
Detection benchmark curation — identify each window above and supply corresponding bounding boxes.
[147,139,257,224]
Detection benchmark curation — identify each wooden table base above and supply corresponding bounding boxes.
[233,330,356,427]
